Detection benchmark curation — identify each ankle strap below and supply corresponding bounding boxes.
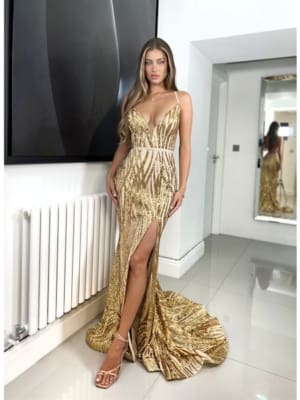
[114,332,128,343]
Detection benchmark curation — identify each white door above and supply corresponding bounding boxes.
[204,70,228,238]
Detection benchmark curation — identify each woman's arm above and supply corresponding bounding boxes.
[177,91,193,195]
[106,96,131,179]
[168,91,193,217]
[277,136,284,169]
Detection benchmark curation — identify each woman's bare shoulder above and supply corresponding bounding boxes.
[177,90,192,106]
[177,91,192,113]
[177,90,191,100]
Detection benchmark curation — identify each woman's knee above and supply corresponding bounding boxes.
[129,252,149,275]
[129,220,158,275]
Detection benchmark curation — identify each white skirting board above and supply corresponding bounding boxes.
[4,241,204,385]
[158,240,205,278]
[4,290,107,386]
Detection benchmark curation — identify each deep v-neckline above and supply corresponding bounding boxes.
[132,103,181,130]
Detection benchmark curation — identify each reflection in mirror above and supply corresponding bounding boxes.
[251,257,296,299]
[255,74,297,224]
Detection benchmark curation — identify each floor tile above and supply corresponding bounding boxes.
[144,358,296,400]
[207,289,296,380]
[4,234,296,400]
[5,318,159,400]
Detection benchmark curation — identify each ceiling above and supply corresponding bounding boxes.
[193,28,296,64]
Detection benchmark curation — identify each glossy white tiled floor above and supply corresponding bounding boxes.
[5,234,297,400]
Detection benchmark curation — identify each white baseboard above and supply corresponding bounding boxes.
[4,290,107,385]
[158,240,205,278]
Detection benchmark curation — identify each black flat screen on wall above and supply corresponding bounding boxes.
[5,0,158,164]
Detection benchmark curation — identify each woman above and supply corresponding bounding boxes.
[86,37,228,389]
[259,121,283,213]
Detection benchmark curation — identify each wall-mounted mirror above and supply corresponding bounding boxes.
[254,74,297,225]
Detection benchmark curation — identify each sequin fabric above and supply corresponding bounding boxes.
[259,152,282,212]
[85,92,229,380]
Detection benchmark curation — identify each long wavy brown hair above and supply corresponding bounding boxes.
[265,121,280,151]
[118,37,178,145]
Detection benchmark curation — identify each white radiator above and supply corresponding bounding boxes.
[19,192,117,337]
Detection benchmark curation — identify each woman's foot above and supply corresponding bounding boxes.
[95,332,128,388]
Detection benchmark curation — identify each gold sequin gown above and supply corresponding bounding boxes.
[86,91,229,380]
[259,151,281,212]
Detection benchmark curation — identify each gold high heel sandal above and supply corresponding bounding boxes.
[95,332,134,389]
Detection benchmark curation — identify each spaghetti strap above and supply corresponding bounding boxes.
[174,91,180,105]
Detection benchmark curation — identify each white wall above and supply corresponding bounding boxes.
[160,45,213,258]
[218,58,296,245]
[158,0,297,85]
[157,0,297,257]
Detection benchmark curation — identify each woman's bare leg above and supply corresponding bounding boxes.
[96,219,158,386]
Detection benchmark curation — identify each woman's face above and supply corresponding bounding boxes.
[144,48,168,86]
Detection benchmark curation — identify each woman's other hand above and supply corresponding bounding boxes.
[168,190,184,217]
[106,174,119,207]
